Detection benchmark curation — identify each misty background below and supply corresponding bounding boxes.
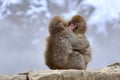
[0,0,120,74]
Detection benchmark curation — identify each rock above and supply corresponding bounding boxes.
[28,70,62,80]
[0,75,26,80]
[100,62,120,73]
[0,62,120,80]
[28,69,120,80]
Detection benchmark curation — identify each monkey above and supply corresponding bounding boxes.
[68,15,92,68]
[45,16,89,69]
[68,15,87,34]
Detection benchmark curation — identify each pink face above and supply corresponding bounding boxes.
[68,22,77,30]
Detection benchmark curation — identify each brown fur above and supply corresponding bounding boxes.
[69,15,92,67]
[69,15,87,34]
[45,16,89,69]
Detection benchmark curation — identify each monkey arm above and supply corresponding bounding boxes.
[83,46,92,64]
[67,45,91,69]
[72,34,90,52]
[72,40,89,52]
[52,39,73,68]
[75,43,92,65]
[55,44,86,69]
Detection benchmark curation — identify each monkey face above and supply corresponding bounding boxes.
[68,22,77,30]
[68,21,87,34]
[68,15,87,34]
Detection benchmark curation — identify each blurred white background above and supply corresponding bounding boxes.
[0,0,120,74]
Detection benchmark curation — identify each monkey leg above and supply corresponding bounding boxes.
[67,52,86,69]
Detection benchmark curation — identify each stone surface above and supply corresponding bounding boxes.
[0,75,26,80]
[28,70,62,80]
[0,62,120,80]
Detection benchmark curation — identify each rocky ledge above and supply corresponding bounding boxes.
[0,62,120,80]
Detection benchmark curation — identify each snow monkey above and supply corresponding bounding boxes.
[45,16,90,69]
[68,15,92,68]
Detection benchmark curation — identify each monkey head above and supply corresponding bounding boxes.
[49,16,67,35]
[68,15,87,34]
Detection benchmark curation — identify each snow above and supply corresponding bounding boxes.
[82,0,120,24]
[31,38,40,45]
[0,0,22,5]
[0,0,22,19]
[26,5,47,15]
[62,10,77,20]
[50,0,65,7]
[96,24,108,36]
[26,0,51,20]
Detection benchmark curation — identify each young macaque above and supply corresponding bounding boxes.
[45,16,89,69]
[68,15,92,67]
